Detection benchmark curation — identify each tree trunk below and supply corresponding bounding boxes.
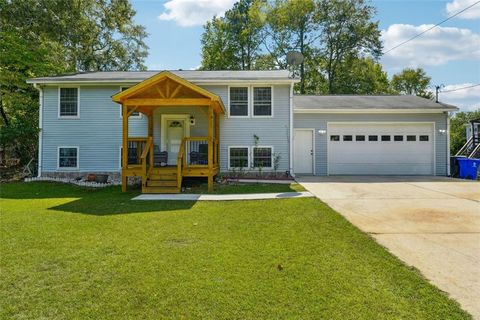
[0,95,9,126]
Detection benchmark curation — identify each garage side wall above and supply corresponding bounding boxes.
[293,113,448,176]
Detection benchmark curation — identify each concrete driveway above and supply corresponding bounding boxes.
[297,176,480,318]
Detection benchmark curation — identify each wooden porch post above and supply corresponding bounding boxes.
[121,104,128,192]
[215,108,220,166]
[148,112,154,167]
[207,103,214,192]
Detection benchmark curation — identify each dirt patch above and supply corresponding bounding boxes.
[402,208,470,224]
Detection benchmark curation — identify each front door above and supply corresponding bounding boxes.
[166,120,185,165]
[294,129,314,174]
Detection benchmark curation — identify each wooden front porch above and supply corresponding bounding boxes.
[112,71,224,193]
[123,136,220,193]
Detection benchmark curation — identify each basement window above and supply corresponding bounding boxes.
[229,147,249,168]
[253,147,273,168]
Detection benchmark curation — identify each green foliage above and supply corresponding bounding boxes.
[317,0,383,94]
[0,0,148,165]
[201,0,266,70]
[391,68,433,99]
[450,110,480,154]
[201,0,384,95]
[332,57,391,94]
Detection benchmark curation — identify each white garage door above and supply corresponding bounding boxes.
[328,123,434,175]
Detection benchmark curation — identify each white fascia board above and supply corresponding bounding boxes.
[294,108,455,114]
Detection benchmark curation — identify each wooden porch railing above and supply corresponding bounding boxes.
[182,136,219,167]
[140,137,153,188]
[177,138,186,189]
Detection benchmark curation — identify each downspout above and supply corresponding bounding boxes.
[33,83,43,177]
[447,112,451,176]
[289,82,294,177]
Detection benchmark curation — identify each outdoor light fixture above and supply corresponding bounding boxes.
[438,129,447,134]
[318,130,327,135]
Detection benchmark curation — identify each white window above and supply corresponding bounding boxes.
[58,88,79,118]
[229,87,249,117]
[58,147,79,169]
[253,87,272,117]
[252,146,273,168]
[228,146,249,169]
[119,87,141,118]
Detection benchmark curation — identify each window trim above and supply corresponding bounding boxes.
[252,145,274,169]
[252,85,274,118]
[228,86,250,118]
[228,146,250,169]
[119,86,142,119]
[58,87,80,119]
[57,146,79,170]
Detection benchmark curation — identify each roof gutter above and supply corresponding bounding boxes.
[294,108,458,114]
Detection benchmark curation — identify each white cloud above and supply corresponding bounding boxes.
[381,24,480,69]
[438,83,480,111]
[446,0,480,19]
[158,0,236,27]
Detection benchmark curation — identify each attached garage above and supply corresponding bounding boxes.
[327,122,434,175]
[292,95,458,177]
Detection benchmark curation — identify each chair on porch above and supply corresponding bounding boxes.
[153,145,168,167]
[190,143,208,165]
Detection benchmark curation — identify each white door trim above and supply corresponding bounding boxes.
[294,128,315,175]
[326,121,436,176]
[160,114,191,155]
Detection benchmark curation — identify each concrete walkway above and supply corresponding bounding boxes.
[297,176,480,319]
[133,191,313,201]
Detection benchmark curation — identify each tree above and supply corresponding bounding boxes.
[201,17,238,70]
[391,68,433,99]
[264,0,318,93]
[316,0,382,94]
[1,0,148,72]
[450,110,480,155]
[200,0,265,70]
[333,57,391,94]
[0,0,148,166]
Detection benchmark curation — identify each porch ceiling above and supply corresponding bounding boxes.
[112,71,225,114]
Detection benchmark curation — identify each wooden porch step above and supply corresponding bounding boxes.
[148,173,177,180]
[143,186,180,194]
[147,180,178,187]
[150,167,177,174]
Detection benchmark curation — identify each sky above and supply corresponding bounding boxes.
[130,0,480,111]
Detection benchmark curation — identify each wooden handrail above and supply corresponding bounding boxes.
[184,136,209,141]
[176,138,187,188]
[141,137,153,159]
[128,137,148,142]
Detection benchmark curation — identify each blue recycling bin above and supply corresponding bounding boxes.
[457,158,480,180]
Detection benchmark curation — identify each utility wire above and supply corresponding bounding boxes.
[384,0,480,54]
[440,83,480,93]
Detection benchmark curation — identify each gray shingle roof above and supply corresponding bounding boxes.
[27,70,294,83]
[293,95,458,110]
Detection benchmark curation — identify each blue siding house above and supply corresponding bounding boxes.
[27,70,457,193]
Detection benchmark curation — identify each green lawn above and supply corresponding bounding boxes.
[0,182,470,319]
